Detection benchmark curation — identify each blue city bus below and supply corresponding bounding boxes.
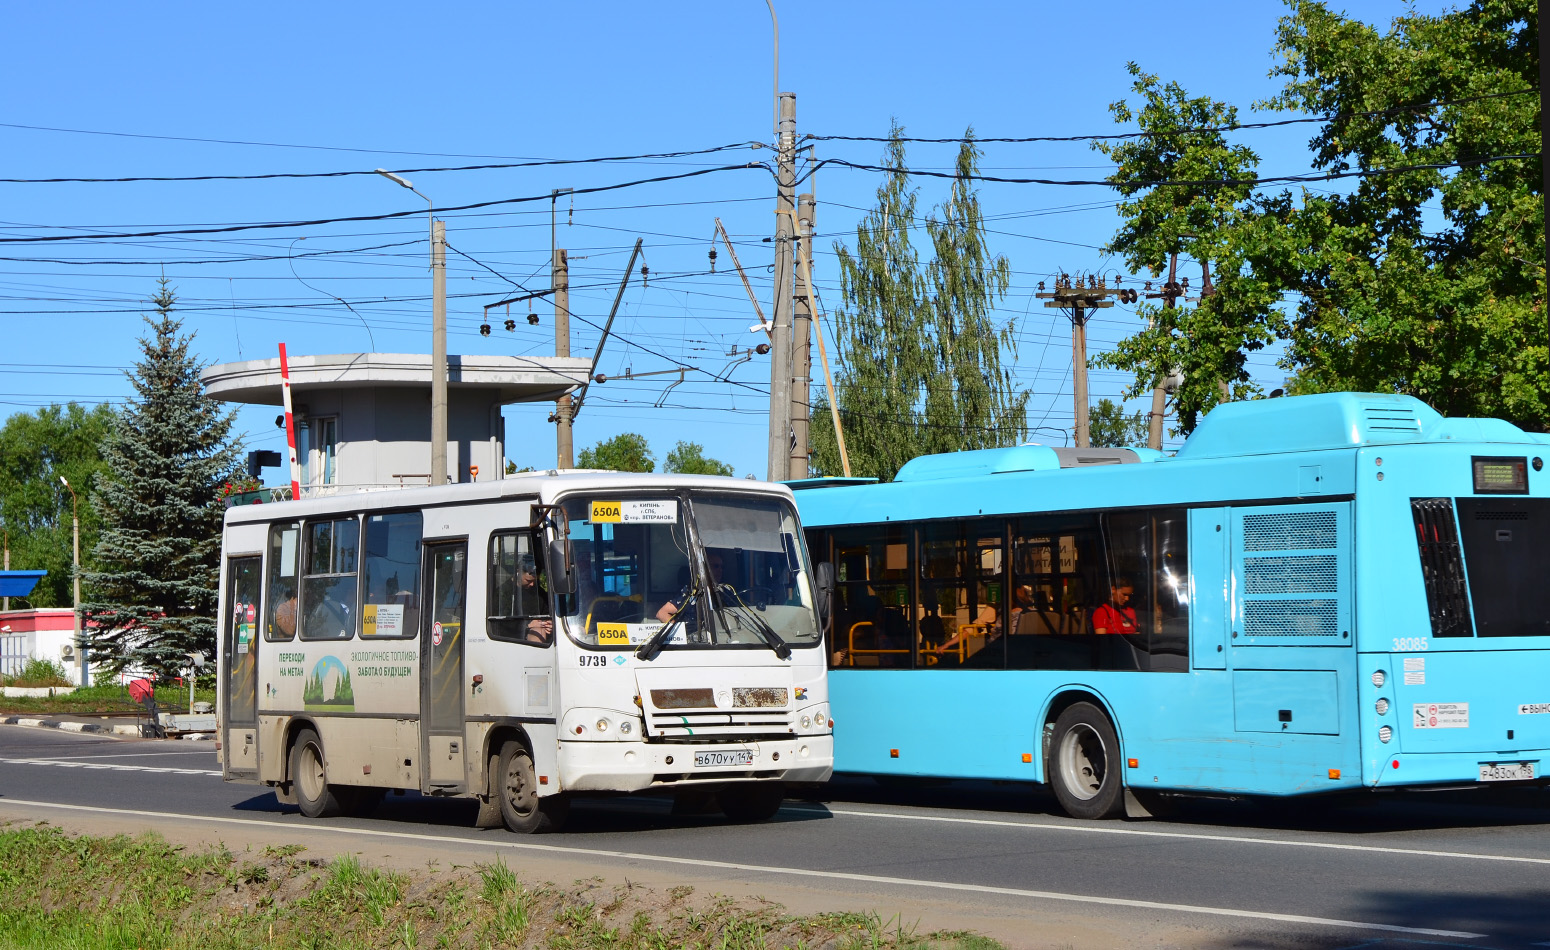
[794,393,1550,819]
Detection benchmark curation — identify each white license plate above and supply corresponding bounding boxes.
[694,749,754,768]
[1479,762,1536,782]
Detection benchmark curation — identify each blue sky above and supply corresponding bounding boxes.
[0,1,1452,476]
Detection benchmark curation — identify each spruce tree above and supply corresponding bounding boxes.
[83,281,240,678]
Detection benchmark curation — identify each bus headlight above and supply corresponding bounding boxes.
[800,715,812,729]
[1379,726,1393,743]
[814,712,826,727]
[1375,698,1389,716]
[618,719,633,736]
[1371,670,1386,688]
[595,718,610,733]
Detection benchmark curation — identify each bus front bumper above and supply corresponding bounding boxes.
[558,735,834,792]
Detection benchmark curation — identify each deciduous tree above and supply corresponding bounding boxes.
[663,441,733,477]
[576,433,655,473]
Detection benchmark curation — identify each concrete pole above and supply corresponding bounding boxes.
[1147,252,1180,452]
[3,531,9,612]
[1072,303,1090,448]
[767,92,796,482]
[554,248,574,469]
[431,220,448,486]
[790,193,815,480]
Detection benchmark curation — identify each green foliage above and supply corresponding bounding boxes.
[813,125,1027,481]
[663,440,734,476]
[576,432,655,473]
[1088,399,1150,448]
[0,657,72,688]
[0,402,116,607]
[1097,2,1546,433]
[82,281,240,679]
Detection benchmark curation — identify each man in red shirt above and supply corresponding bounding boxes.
[1093,582,1137,635]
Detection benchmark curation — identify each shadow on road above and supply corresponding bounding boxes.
[230,789,834,836]
[794,774,1550,836]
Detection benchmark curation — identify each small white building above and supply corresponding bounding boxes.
[201,352,590,492]
[0,607,82,684]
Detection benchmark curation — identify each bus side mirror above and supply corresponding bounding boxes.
[815,561,835,634]
[547,538,576,595]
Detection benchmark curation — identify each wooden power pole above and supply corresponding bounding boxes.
[1037,275,1119,448]
[790,192,815,480]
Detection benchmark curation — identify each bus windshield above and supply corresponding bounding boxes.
[557,492,820,651]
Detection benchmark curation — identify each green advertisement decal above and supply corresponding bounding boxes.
[302,655,354,711]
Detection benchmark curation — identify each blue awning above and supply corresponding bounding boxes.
[0,570,47,597]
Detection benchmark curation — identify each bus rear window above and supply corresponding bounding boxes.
[1457,498,1550,638]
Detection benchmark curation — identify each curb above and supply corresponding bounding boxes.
[0,715,146,738]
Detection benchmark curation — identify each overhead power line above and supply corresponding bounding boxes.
[805,152,1539,190]
[806,88,1539,144]
[0,143,763,184]
[0,164,766,244]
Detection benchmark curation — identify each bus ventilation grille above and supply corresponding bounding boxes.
[1362,405,1423,433]
[1243,555,1338,594]
[1243,511,1338,551]
[1411,498,1471,638]
[1243,599,1339,637]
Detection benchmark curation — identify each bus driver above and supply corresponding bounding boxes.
[1092,581,1137,635]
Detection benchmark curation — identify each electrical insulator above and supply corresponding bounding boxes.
[755,342,770,355]
[594,373,608,384]
[504,318,516,332]
[479,323,491,337]
[1037,281,1045,291]
[641,264,649,287]
[527,312,539,325]
[709,248,718,273]
[1182,277,1190,290]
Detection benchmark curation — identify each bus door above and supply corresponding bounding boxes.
[223,556,262,778]
[422,541,469,790]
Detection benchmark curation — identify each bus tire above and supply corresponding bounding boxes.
[290,728,344,819]
[1048,703,1125,820]
[719,782,784,822]
[495,740,569,834]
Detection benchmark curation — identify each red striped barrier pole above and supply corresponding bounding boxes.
[278,344,301,499]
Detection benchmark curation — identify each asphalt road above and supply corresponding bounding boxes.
[4,724,1550,949]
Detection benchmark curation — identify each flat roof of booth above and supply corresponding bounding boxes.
[201,352,592,407]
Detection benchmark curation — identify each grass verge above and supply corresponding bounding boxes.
[0,681,215,716]
[0,825,1006,950]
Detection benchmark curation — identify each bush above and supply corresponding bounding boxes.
[2,657,73,688]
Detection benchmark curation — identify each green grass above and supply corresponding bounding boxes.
[0,680,215,716]
[0,826,1008,950]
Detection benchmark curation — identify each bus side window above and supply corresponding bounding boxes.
[828,525,911,669]
[300,517,359,641]
[1103,509,1190,672]
[265,522,300,641]
[362,512,422,638]
[488,531,552,646]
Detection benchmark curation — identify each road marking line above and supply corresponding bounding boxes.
[810,806,1550,867]
[0,799,1486,940]
[0,757,221,777]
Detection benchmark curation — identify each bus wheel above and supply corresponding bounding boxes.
[495,741,569,834]
[1048,703,1125,820]
[290,728,344,819]
[719,782,784,822]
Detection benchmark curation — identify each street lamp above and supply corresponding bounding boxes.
[375,168,449,486]
[58,475,85,687]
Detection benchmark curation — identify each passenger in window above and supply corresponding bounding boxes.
[1093,581,1138,635]
[273,582,298,638]
[1008,584,1036,632]
[655,549,729,623]
[520,560,553,643]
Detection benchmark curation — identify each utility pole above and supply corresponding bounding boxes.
[1037,275,1119,448]
[767,91,797,482]
[1199,259,1229,403]
[553,248,573,468]
[1143,253,1183,451]
[789,192,815,480]
[59,476,85,687]
[431,220,448,486]
[3,528,9,612]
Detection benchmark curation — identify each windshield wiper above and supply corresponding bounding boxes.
[710,585,792,660]
[636,587,697,662]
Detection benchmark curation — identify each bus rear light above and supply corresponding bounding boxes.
[1328,769,1340,780]
[1378,726,1392,743]
[1372,670,1386,688]
[890,749,899,758]
[1022,753,1032,763]
[539,775,548,785]
[574,725,585,735]
[1127,758,1139,768]
[1392,759,1400,769]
